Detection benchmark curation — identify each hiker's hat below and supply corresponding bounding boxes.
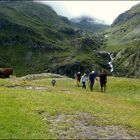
[92,71,95,73]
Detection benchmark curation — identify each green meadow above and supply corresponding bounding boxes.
[0,74,140,139]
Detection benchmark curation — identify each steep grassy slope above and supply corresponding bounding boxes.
[104,3,140,78]
[0,74,140,138]
[0,1,110,77]
[113,43,140,78]
[105,3,140,52]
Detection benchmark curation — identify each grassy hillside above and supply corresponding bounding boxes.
[105,3,140,52]
[103,3,140,78]
[0,74,140,139]
[0,1,110,77]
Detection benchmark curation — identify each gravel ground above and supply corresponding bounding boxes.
[43,112,139,139]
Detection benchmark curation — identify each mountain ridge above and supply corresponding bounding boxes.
[0,1,110,77]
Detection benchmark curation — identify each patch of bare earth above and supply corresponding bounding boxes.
[9,85,72,93]
[42,112,139,139]
[9,85,49,91]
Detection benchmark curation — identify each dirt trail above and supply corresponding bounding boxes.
[43,112,139,139]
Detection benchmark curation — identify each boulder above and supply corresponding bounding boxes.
[0,68,13,78]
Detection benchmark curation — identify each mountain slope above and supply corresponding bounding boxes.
[103,3,140,78]
[113,43,140,78]
[106,3,140,52]
[0,1,110,77]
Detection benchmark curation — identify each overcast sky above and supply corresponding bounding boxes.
[38,1,140,25]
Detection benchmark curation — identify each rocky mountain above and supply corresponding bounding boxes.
[113,43,140,78]
[71,16,109,34]
[0,1,110,77]
[106,3,140,52]
[105,3,140,78]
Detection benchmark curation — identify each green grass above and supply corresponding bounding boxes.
[0,75,140,139]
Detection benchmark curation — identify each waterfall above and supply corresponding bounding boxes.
[98,51,114,72]
[108,53,114,72]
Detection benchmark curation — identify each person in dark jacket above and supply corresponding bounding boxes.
[99,69,107,92]
[89,71,96,91]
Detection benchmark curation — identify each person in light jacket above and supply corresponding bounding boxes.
[81,73,87,89]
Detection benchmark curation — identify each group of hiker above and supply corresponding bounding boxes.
[51,69,107,93]
[74,69,107,92]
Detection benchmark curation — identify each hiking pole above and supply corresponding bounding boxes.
[96,78,99,92]
[87,79,90,90]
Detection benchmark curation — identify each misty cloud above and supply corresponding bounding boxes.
[38,1,140,25]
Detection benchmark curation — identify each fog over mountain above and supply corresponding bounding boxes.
[38,1,140,25]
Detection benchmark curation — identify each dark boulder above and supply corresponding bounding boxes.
[0,68,13,78]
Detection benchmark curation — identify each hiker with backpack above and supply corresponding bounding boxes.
[99,69,107,92]
[75,71,81,87]
[89,71,97,91]
[81,73,87,89]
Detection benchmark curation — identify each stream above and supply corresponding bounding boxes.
[99,51,114,72]
[107,52,114,72]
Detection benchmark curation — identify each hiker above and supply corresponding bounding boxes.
[89,71,97,91]
[99,69,107,92]
[51,79,56,86]
[81,73,87,89]
[75,71,81,87]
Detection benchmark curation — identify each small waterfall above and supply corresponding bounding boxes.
[98,51,114,72]
[108,53,114,72]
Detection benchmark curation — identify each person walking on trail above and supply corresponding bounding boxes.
[81,73,87,89]
[99,69,107,92]
[75,71,81,87]
[89,71,97,91]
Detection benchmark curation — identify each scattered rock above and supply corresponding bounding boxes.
[43,112,139,139]
[17,73,65,80]
[9,85,49,91]
[37,110,45,115]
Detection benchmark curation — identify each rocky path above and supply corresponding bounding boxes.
[42,112,139,139]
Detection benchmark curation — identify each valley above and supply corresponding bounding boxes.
[0,1,114,78]
[0,1,140,78]
[0,1,140,139]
